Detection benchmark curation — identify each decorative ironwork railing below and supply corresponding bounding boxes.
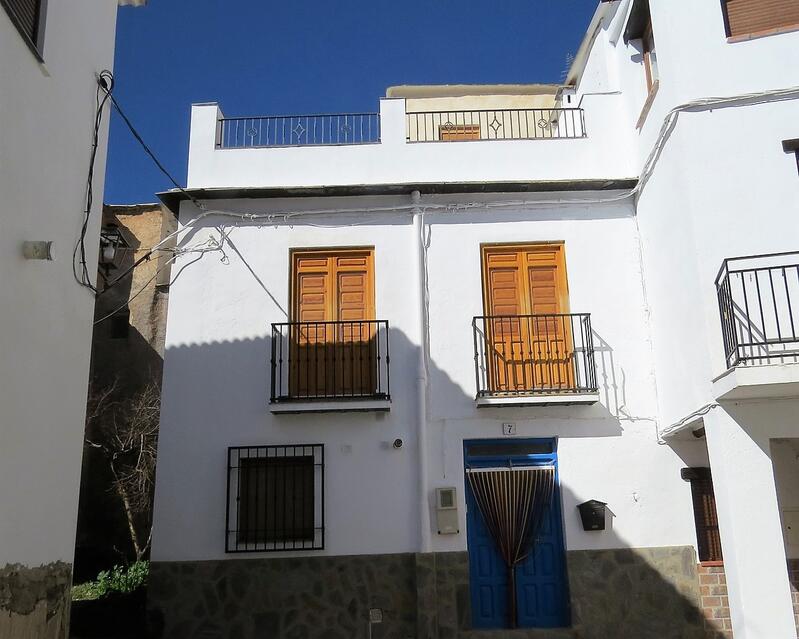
[473,313,597,397]
[406,108,586,142]
[217,113,381,148]
[716,251,799,368]
[270,320,390,402]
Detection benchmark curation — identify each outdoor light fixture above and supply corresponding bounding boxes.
[22,241,54,261]
[578,500,607,531]
[99,225,127,267]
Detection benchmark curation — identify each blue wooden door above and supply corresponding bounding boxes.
[465,440,569,630]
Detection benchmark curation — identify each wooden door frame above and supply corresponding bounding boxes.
[479,243,572,393]
[289,246,376,322]
[479,242,570,318]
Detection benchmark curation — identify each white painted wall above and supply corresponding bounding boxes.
[0,3,118,567]
[152,193,697,561]
[186,95,636,191]
[154,3,799,636]
[705,402,799,639]
[579,3,799,636]
[771,438,799,560]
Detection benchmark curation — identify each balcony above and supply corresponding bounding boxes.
[713,251,799,401]
[406,108,586,143]
[472,313,599,407]
[269,320,391,413]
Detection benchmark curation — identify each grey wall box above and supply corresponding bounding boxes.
[436,487,459,534]
[578,499,607,531]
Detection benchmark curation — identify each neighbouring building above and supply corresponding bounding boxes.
[74,203,175,580]
[149,1,799,638]
[0,1,144,637]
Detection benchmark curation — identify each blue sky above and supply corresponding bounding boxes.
[104,1,598,204]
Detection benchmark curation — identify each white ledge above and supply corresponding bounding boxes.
[270,399,391,414]
[476,393,599,408]
[712,363,799,402]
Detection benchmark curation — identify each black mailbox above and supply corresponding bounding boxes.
[578,500,607,531]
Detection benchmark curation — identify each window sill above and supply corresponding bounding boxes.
[475,392,599,408]
[727,23,799,44]
[270,398,391,414]
[699,560,724,568]
[636,80,660,130]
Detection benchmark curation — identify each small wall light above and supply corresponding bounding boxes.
[99,225,126,266]
[22,241,54,261]
[578,499,607,531]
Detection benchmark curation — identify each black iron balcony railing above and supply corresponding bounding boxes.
[473,313,597,397]
[217,113,381,149]
[406,108,586,142]
[716,251,799,368]
[270,320,390,403]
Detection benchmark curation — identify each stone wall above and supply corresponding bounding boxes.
[697,563,732,638]
[566,546,707,639]
[0,562,72,639]
[149,545,716,639]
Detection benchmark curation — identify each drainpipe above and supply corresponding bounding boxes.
[411,190,432,553]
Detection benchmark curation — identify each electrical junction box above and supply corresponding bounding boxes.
[436,487,459,534]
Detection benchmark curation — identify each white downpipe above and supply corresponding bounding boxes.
[412,190,432,553]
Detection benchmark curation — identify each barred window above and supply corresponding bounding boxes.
[226,445,324,552]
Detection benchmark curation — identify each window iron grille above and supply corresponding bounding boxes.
[225,444,324,553]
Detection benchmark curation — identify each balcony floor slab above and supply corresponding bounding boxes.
[270,399,391,414]
[476,393,599,408]
[712,363,799,402]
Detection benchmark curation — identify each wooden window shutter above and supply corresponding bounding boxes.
[1,0,44,47]
[723,0,799,38]
[683,468,723,562]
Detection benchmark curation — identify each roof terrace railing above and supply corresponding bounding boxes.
[406,108,586,142]
[216,113,381,149]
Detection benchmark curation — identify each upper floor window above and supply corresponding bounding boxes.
[1,0,46,59]
[722,0,799,40]
[440,124,481,141]
[625,0,659,95]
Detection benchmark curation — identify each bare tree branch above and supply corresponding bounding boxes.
[85,381,160,561]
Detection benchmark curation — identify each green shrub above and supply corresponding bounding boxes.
[71,561,149,601]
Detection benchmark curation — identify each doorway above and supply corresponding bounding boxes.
[464,439,570,629]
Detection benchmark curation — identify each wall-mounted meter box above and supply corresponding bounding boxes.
[436,487,459,534]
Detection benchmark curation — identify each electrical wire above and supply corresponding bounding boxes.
[97,83,799,318]
[93,255,178,325]
[74,70,115,293]
[658,403,719,443]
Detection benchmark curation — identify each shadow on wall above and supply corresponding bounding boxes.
[148,327,719,639]
[75,322,165,582]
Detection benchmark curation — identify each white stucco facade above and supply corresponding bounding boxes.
[0,0,120,576]
[153,1,799,637]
